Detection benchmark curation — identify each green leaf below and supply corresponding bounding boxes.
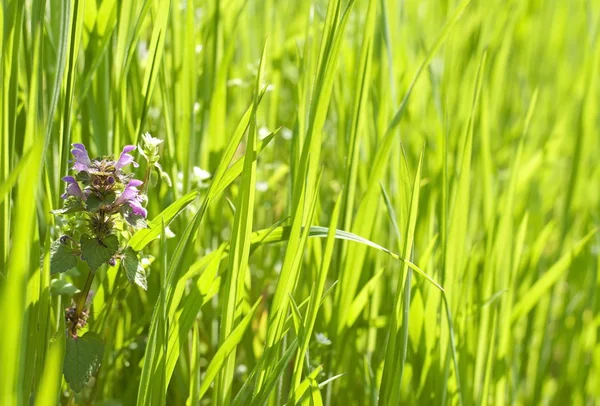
[51,196,84,215]
[50,279,80,296]
[80,234,119,271]
[198,298,261,399]
[149,167,159,187]
[122,247,148,290]
[50,240,77,275]
[85,192,116,212]
[128,190,199,251]
[63,331,104,393]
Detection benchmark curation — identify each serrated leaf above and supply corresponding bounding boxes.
[63,331,104,393]
[80,234,119,271]
[50,240,77,275]
[51,197,84,215]
[50,279,81,296]
[122,247,148,290]
[86,192,116,212]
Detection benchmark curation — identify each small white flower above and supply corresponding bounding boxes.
[193,102,200,113]
[281,127,293,140]
[165,226,175,239]
[148,107,161,119]
[142,132,163,147]
[256,181,268,192]
[141,255,154,267]
[138,41,149,63]
[195,44,203,54]
[227,78,245,87]
[315,333,331,346]
[258,126,271,140]
[193,166,211,181]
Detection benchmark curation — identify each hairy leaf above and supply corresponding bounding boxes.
[122,246,148,290]
[80,234,119,271]
[49,240,77,275]
[63,331,104,393]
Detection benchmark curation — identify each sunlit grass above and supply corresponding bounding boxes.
[1,0,599,404]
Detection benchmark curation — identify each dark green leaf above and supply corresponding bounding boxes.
[50,240,77,275]
[75,171,91,183]
[122,246,148,290]
[63,331,104,392]
[51,197,84,215]
[80,234,119,271]
[86,192,116,212]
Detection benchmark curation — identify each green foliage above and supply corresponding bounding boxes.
[49,240,77,275]
[63,332,104,392]
[2,0,600,405]
[122,246,148,290]
[85,193,116,212]
[50,280,81,296]
[80,234,119,271]
[50,197,84,215]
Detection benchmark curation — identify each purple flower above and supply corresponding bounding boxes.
[60,176,86,200]
[115,145,139,170]
[128,199,147,218]
[71,143,92,172]
[115,179,147,218]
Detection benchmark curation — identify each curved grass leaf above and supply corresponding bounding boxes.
[128,190,198,251]
[198,298,261,399]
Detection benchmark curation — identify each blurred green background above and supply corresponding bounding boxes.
[1,0,599,404]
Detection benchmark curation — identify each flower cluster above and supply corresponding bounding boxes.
[50,135,170,343]
[61,143,146,223]
[50,139,164,293]
[51,135,167,392]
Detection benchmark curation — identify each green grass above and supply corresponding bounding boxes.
[2,0,600,404]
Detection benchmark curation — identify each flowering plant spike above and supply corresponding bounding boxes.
[50,135,166,392]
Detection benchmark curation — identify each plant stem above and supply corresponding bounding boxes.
[75,268,95,317]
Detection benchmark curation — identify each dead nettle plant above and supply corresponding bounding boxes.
[50,133,169,392]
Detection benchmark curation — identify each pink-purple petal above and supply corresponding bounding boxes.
[115,187,137,206]
[129,200,147,218]
[70,143,92,172]
[115,146,138,170]
[62,177,86,200]
[122,145,136,154]
[128,179,144,187]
